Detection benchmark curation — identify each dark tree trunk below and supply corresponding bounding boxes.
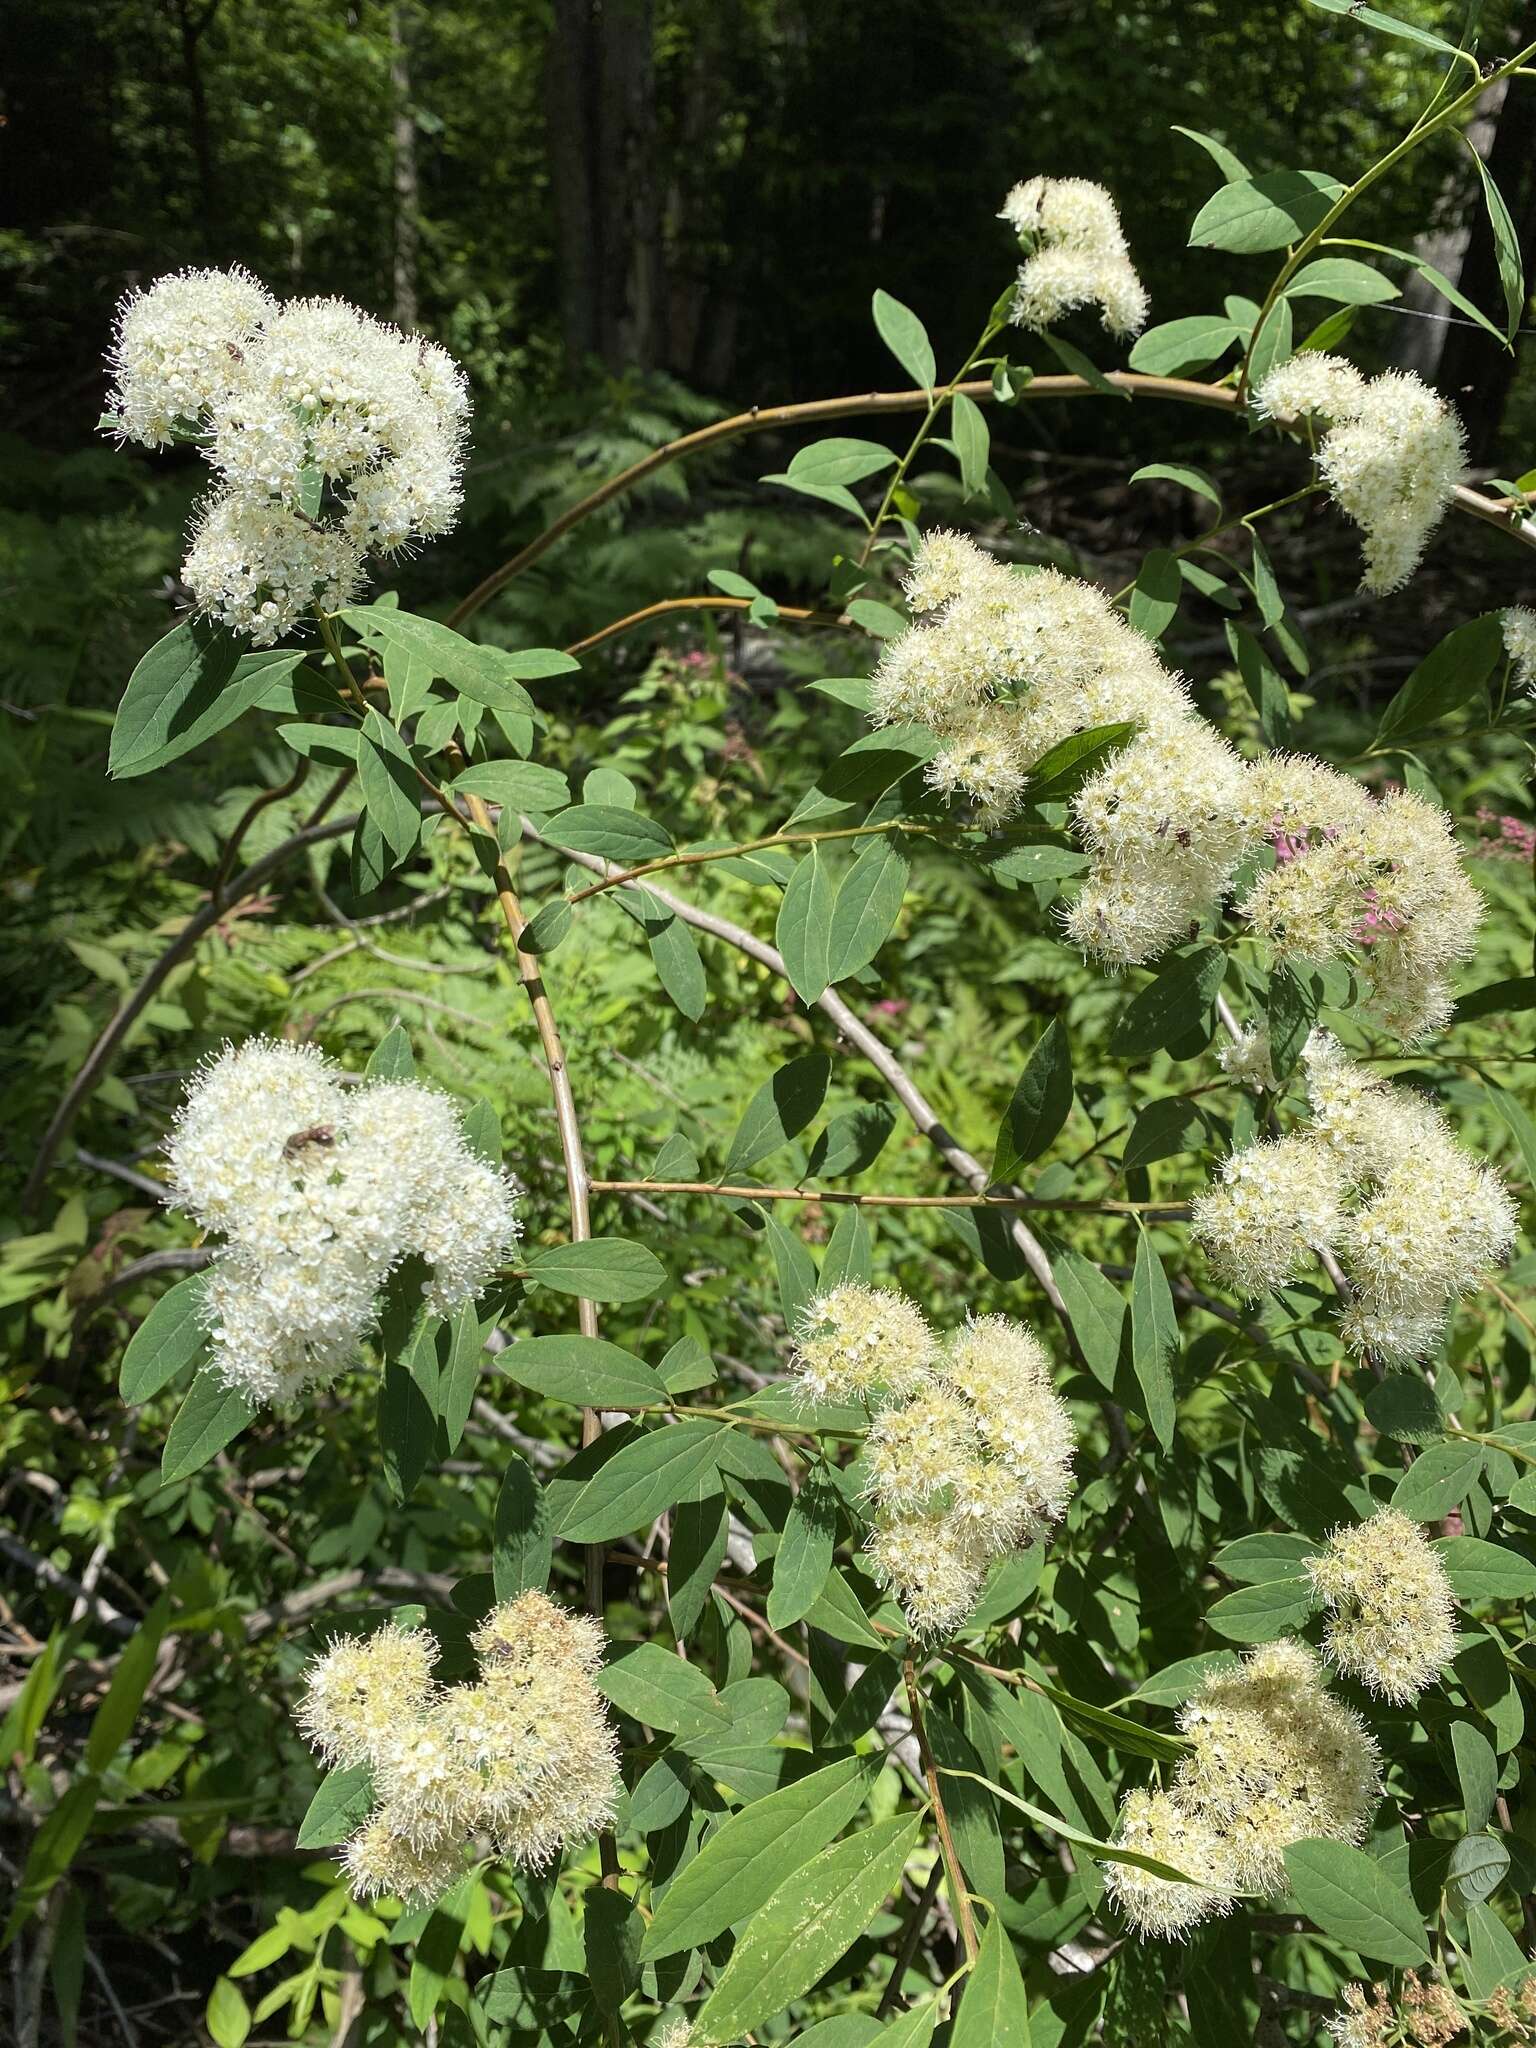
[171,0,220,252]
[390,4,420,329]
[545,0,661,370]
[1436,10,1536,465]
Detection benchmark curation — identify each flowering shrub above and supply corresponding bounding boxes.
[13,14,1536,2046]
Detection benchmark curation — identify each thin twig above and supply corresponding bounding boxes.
[903,1655,978,1964]
[565,595,846,657]
[590,1178,1186,1217]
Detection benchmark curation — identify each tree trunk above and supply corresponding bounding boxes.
[390,4,420,330]
[545,0,661,370]
[171,0,220,251]
[1435,10,1536,464]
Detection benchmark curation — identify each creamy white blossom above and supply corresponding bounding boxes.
[167,1037,519,1402]
[1504,605,1536,693]
[858,1305,1075,1636]
[788,1283,937,1405]
[1002,176,1148,336]
[1255,355,1465,593]
[106,266,275,448]
[105,268,469,639]
[300,1593,621,1909]
[1193,1031,1516,1363]
[1308,1509,1457,1703]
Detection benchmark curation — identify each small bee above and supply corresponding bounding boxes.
[282,1123,337,1160]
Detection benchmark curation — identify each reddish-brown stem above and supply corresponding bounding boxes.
[590,1178,1187,1217]
[903,1655,979,1964]
[450,370,1536,629]
[565,594,845,657]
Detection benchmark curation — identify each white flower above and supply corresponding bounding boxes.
[105,268,469,640]
[167,1037,519,1402]
[1191,1133,1347,1296]
[105,266,275,448]
[1504,605,1536,693]
[182,491,366,646]
[1255,356,1465,593]
[1002,176,1148,337]
[1308,1510,1457,1703]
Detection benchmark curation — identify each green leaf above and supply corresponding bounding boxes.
[597,1641,732,1737]
[120,1272,211,1404]
[584,1886,643,2013]
[819,1205,871,1292]
[978,842,1089,887]
[1129,1232,1177,1450]
[1452,1722,1498,1835]
[1375,614,1504,743]
[1456,976,1536,1023]
[543,804,673,863]
[1391,1439,1484,1519]
[1051,1247,1127,1392]
[1488,1080,1536,1187]
[1042,332,1129,400]
[1266,963,1313,1080]
[725,1054,833,1176]
[1206,1578,1316,1642]
[636,890,708,1021]
[1212,1531,1319,1582]
[450,760,571,813]
[1345,238,1510,347]
[1123,1096,1206,1171]
[109,618,283,779]
[1245,295,1293,391]
[522,1237,666,1304]
[692,1812,922,2044]
[829,838,909,982]
[641,1755,876,1961]
[493,1451,552,1598]
[3,1776,102,1941]
[364,1021,415,1079]
[943,1768,1200,1883]
[762,1212,820,1329]
[1283,1839,1431,1966]
[1127,317,1242,377]
[1436,1536,1536,1603]
[1189,171,1344,254]
[991,1019,1073,1183]
[767,1470,839,1629]
[1467,143,1527,337]
[1130,461,1222,508]
[379,1313,440,1503]
[1127,550,1181,641]
[295,1762,375,1849]
[206,1977,252,2048]
[1364,1373,1445,1444]
[555,1419,726,1541]
[520,898,574,954]
[1446,1833,1509,1912]
[1306,0,1465,54]
[161,1371,256,1486]
[777,847,838,1005]
[872,289,936,389]
[788,438,898,488]
[1022,722,1137,804]
[501,1335,665,1409]
[1110,946,1225,1058]
[1466,1899,1531,1998]
[1284,257,1398,306]
[85,1595,171,1771]
[357,709,424,862]
[667,1481,729,1641]
[1171,125,1250,183]
[951,392,991,499]
[952,1912,1030,2048]
[808,1103,897,1181]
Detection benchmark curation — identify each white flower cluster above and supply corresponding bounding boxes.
[297,1595,621,1908]
[1255,355,1465,594]
[1001,177,1149,338]
[1307,1509,1457,1704]
[870,532,1484,1031]
[1505,605,1536,694]
[1105,1640,1380,1939]
[1192,1032,1516,1363]
[788,1290,1075,1637]
[167,1038,518,1403]
[105,268,468,644]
